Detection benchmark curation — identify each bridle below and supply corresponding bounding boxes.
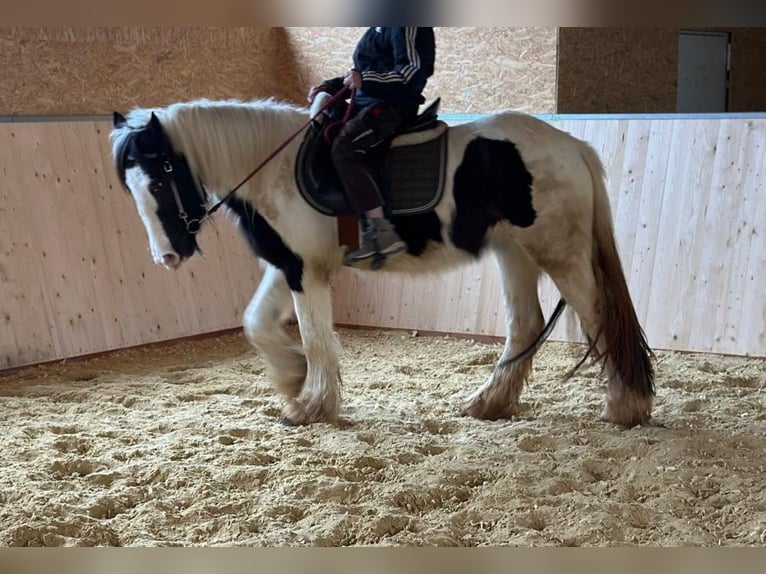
[156,155,205,234]
[166,158,204,234]
[142,87,353,235]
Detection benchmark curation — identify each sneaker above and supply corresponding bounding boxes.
[344,217,406,265]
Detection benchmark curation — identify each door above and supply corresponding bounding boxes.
[677,31,730,113]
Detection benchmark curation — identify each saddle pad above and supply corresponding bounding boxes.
[295,121,448,217]
[385,128,447,214]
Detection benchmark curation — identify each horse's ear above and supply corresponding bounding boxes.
[149,112,162,131]
[113,112,127,127]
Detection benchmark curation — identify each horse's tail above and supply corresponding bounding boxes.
[579,142,655,425]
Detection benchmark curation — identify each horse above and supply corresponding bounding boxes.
[110,96,655,427]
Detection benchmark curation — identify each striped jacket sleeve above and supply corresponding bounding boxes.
[359,28,431,101]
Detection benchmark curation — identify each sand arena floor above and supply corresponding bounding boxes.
[0,327,764,546]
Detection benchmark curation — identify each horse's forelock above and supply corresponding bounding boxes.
[109,108,169,189]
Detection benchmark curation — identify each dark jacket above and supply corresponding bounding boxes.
[322,27,435,107]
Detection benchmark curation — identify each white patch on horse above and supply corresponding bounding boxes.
[124,166,178,269]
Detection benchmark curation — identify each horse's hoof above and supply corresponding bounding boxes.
[459,398,484,419]
[460,397,516,421]
[600,402,652,429]
[278,416,297,427]
[283,395,340,426]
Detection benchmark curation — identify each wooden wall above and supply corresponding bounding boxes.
[728,29,766,112]
[557,27,766,113]
[286,27,558,114]
[557,28,679,113]
[332,116,766,358]
[1,116,764,369]
[0,27,558,117]
[2,28,765,369]
[0,26,560,370]
[5,27,766,117]
[0,120,263,369]
[0,28,306,116]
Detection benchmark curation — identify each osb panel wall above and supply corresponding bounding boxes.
[286,27,558,114]
[557,28,678,113]
[728,28,766,112]
[558,27,766,114]
[1,27,557,117]
[0,28,306,116]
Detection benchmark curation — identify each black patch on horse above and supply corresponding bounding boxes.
[225,197,304,293]
[390,212,443,256]
[451,137,536,256]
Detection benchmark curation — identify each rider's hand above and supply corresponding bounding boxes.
[343,69,362,90]
[307,85,329,104]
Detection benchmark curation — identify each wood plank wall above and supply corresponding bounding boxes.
[0,120,263,369]
[1,116,764,370]
[332,116,766,358]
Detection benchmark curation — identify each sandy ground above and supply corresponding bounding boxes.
[0,327,764,547]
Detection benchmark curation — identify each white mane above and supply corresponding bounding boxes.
[111,98,309,197]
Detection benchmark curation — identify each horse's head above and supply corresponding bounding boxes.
[111,110,207,270]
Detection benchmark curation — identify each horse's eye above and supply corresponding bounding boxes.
[149,181,163,192]
[124,155,136,168]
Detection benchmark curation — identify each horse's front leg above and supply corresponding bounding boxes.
[283,268,342,425]
[243,264,306,398]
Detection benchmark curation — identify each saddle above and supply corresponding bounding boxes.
[295,97,449,218]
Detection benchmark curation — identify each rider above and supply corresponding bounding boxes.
[307,27,436,266]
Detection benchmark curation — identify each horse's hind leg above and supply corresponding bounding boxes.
[243,264,306,397]
[544,256,653,427]
[461,240,544,420]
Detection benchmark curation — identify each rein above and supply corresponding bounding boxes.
[322,89,356,144]
[172,87,352,234]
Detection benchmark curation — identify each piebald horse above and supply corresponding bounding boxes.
[110,97,654,427]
